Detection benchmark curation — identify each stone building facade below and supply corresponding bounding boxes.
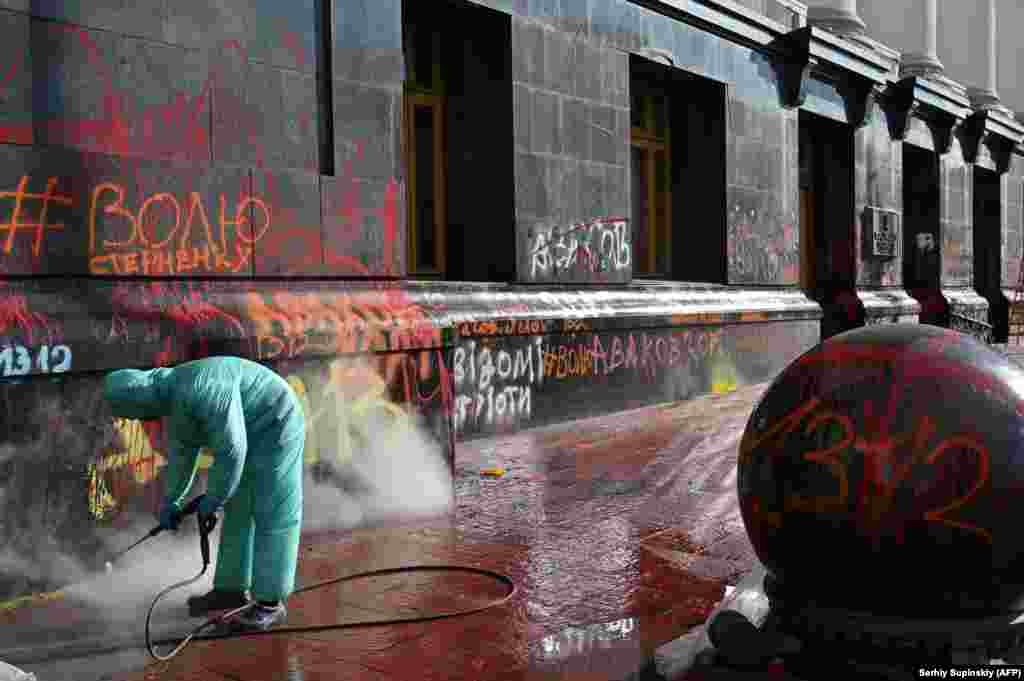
[0,0,1021,600]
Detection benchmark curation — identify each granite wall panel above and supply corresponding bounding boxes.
[855,101,903,288]
[0,9,31,144]
[248,0,318,73]
[211,44,320,171]
[321,173,403,276]
[727,93,799,285]
[162,0,248,50]
[334,0,404,85]
[940,140,973,288]
[331,81,400,183]
[1003,154,1024,289]
[513,13,630,284]
[2,18,214,161]
[26,0,167,42]
[253,168,323,275]
[904,117,934,152]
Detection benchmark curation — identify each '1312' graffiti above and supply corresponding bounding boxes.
[0,344,72,378]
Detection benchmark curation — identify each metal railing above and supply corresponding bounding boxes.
[950,311,993,345]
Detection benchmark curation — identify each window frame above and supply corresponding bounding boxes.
[630,90,672,278]
[403,20,447,278]
[404,93,447,277]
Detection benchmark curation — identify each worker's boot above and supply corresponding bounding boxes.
[187,588,251,617]
[229,600,287,632]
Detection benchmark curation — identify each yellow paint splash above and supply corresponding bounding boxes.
[88,418,168,519]
[0,590,64,614]
[287,359,412,471]
[710,351,738,395]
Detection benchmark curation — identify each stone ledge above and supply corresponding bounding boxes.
[858,288,921,322]
[440,285,822,338]
[0,279,822,377]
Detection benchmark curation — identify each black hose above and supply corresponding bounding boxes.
[147,565,516,659]
[145,511,516,663]
[145,558,225,662]
[145,499,222,661]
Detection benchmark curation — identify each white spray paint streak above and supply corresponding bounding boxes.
[0,344,72,378]
[453,337,544,433]
[529,219,630,279]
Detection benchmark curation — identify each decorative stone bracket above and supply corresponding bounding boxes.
[770,27,814,108]
[881,77,970,153]
[879,78,918,141]
[835,73,879,128]
[958,110,1024,175]
[769,26,890,116]
[924,113,959,156]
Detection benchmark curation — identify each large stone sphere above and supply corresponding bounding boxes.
[738,324,1024,617]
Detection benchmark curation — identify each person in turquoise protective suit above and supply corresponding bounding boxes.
[102,357,305,631]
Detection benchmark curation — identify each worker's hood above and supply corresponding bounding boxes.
[103,368,174,420]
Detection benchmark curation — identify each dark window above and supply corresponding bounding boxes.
[799,112,855,296]
[903,144,941,294]
[799,111,857,338]
[629,57,725,282]
[411,99,443,272]
[975,166,1005,341]
[316,0,335,176]
[403,0,513,281]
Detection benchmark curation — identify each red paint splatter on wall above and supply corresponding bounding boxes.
[381,178,400,275]
[0,290,61,345]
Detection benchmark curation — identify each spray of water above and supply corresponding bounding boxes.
[62,518,218,626]
[297,357,453,532]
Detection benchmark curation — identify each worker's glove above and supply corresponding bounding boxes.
[158,500,182,531]
[198,510,218,536]
[195,494,222,536]
[196,494,224,516]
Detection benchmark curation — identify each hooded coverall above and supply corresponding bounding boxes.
[103,357,305,603]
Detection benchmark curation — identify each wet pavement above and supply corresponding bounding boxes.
[2,384,767,681]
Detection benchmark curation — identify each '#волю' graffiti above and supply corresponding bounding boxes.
[89,182,271,275]
[0,174,272,275]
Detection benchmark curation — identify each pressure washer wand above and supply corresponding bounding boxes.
[104,527,161,572]
[104,496,206,573]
